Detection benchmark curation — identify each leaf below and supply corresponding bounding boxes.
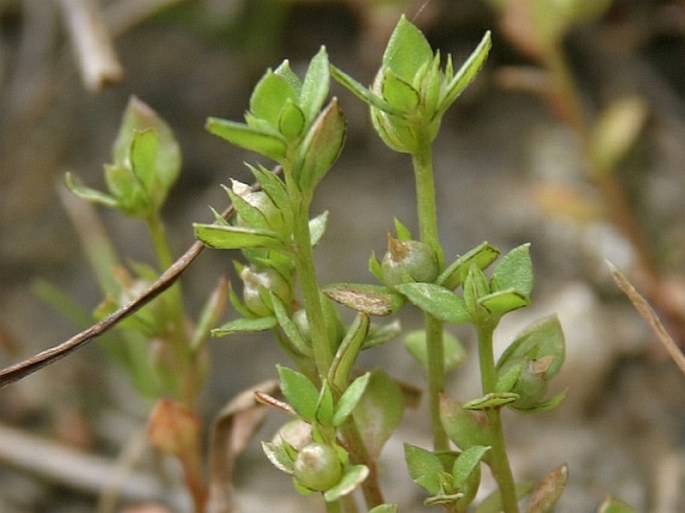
[452,445,489,487]
[270,293,310,356]
[463,393,519,411]
[277,366,319,423]
[478,288,530,316]
[294,99,346,192]
[439,31,492,113]
[300,46,330,123]
[329,314,370,389]
[404,329,466,373]
[439,242,500,290]
[596,496,636,513]
[65,172,118,209]
[526,463,568,513]
[393,218,413,241]
[514,389,566,414]
[323,464,369,502]
[440,395,492,450]
[404,443,445,495]
[323,283,405,316]
[395,283,470,324]
[491,243,533,297]
[206,117,287,162]
[130,128,158,193]
[279,99,306,139]
[368,505,398,513]
[333,372,371,427]
[194,223,282,250]
[309,210,329,246]
[249,69,298,126]
[353,371,404,460]
[316,380,335,426]
[330,65,402,115]
[362,320,401,350]
[212,316,277,336]
[383,15,434,83]
[382,69,420,112]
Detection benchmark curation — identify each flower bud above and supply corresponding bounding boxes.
[293,442,343,491]
[231,180,284,233]
[381,236,438,286]
[240,266,291,316]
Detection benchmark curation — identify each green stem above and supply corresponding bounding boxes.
[477,321,519,513]
[412,135,448,452]
[325,499,342,513]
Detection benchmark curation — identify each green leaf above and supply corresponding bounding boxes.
[440,395,492,450]
[300,46,330,123]
[194,223,282,250]
[463,393,519,411]
[395,283,470,324]
[323,464,369,502]
[270,293,310,356]
[452,445,489,489]
[383,15,433,83]
[274,60,302,96]
[491,243,533,297]
[439,31,492,114]
[323,283,405,316]
[330,314,370,389]
[527,463,568,513]
[330,65,402,115]
[368,505,398,513]
[104,164,149,216]
[130,129,157,193]
[225,184,272,232]
[404,329,466,373]
[478,289,530,316]
[439,242,500,290]
[393,218,413,241]
[309,210,329,246]
[206,117,287,162]
[277,366,319,423]
[382,69,420,112]
[246,164,292,221]
[249,69,298,126]
[404,443,444,495]
[333,372,371,427]
[316,380,335,426]
[597,496,636,513]
[463,264,490,316]
[212,316,277,336]
[369,251,383,282]
[65,172,118,209]
[294,98,346,192]
[353,371,404,460]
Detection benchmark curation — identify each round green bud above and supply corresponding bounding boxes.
[240,266,291,316]
[231,180,284,233]
[381,237,439,286]
[293,442,343,492]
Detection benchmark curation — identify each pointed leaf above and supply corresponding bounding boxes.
[440,31,492,113]
[316,380,335,426]
[404,443,444,495]
[452,445,489,487]
[395,282,469,324]
[440,395,492,450]
[279,99,306,139]
[330,65,403,115]
[270,293,310,356]
[65,172,118,209]
[383,15,433,82]
[309,210,329,246]
[382,69,420,112]
[274,60,302,96]
[130,128,158,192]
[330,314,370,389]
[277,366,319,423]
[478,289,530,315]
[194,223,282,250]
[206,117,287,162]
[249,69,298,126]
[212,316,277,336]
[491,243,533,297]
[333,372,371,427]
[439,242,500,290]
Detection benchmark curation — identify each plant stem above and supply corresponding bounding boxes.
[412,135,449,452]
[477,321,519,513]
[325,499,342,513]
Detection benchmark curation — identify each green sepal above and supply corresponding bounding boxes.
[104,164,149,217]
[249,69,299,127]
[369,251,383,282]
[323,283,405,316]
[394,282,470,324]
[438,242,500,290]
[277,365,319,423]
[206,117,287,162]
[293,98,346,192]
[246,164,292,221]
[224,184,273,232]
[270,293,310,357]
[279,99,306,139]
[211,316,277,336]
[513,389,567,414]
[323,465,369,502]
[315,380,335,426]
[463,264,490,317]
[393,218,413,241]
[404,329,466,373]
[382,69,420,113]
[478,288,530,316]
[274,60,302,96]
[463,392,520,411]
[333,372,371,427]
[330,65,403,116]
[194,223,283,250]
[382,15,433,83]
[300,46,330,124]
[438,31,491,115]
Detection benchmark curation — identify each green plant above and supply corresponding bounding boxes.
[0,12,642,513]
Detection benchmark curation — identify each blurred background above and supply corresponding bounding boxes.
[0,0,684,512]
